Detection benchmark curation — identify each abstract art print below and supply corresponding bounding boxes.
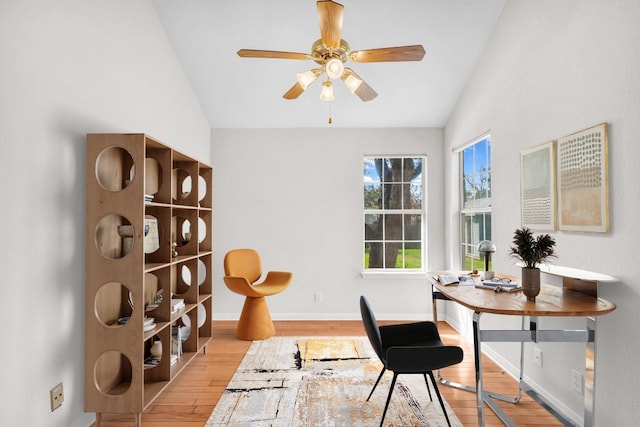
[520,141,556,231]
[557,123,609,232]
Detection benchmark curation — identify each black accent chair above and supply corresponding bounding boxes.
[359,295,464,427]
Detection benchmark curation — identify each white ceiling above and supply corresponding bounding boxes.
[151,0,507,129]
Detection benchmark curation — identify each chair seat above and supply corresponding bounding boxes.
[224,272,292,298]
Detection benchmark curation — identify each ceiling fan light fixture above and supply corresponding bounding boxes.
[296,69,322,89]
[343,73,362,93]
[320,80,335,102]
[325,58,344,79]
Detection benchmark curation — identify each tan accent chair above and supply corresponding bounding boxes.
[223,249,292,340]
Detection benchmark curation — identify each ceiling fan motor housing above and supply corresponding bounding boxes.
[311,38,350,66]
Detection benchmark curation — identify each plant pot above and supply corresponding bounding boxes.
[521,267,541,301]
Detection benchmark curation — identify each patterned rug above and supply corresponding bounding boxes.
[205,336,463,427]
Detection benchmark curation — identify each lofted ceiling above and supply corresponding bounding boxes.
[151,0,507,129]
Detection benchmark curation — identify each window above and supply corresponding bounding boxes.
[363,156,425,270]
[460,136,492,270]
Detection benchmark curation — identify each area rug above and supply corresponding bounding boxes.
[205,336,463,427]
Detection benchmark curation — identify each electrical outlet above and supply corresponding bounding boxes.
[314,292,323,303]
[533,347,543,367]
[50,382,64,412]
[571,369,583,394]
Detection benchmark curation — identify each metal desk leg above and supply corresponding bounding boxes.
[585,316,596,427]
[473,311,485,426]
[432,287,478,393]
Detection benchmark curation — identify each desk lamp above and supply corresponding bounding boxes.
[478,240,496,280]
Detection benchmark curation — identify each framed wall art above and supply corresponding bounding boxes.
[556,123,609,232]
[520,141,556,231]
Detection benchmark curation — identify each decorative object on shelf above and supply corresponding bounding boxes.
[117,224,134,256]
[520,141,556,231]
[478,240,496,280]
[150,339,162,358]
[144,217,160,253]
[171,298,185,314]
[509,227,556,301]
[182,231,191,246]
[557,122,609,233]
[143,317,156,332]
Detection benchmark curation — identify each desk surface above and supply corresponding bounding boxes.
[428,273,616,317]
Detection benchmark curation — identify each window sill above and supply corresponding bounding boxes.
[360,271,428,280]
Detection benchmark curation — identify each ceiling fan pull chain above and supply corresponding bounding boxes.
[328,101,332,124]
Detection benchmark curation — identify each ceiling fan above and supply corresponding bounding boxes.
[237,0,426,103]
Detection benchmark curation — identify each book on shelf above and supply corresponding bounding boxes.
[172,325,184,357]
[144,357,161,369]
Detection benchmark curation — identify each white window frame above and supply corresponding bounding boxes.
[362,155,427,278]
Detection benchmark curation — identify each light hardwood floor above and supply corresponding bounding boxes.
[93,320,562,427]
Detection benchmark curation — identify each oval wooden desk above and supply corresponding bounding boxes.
[428,272,616,427]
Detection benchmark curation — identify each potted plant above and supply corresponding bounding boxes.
[509,227,556,301]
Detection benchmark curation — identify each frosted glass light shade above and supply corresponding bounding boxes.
[320,81,334,102]
[344,74,363,93]
[296,69,321,89]
[325,58,344,79]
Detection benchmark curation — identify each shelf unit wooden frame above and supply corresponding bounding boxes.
[85,134,213,426]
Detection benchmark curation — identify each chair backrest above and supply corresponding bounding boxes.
[223,249,263,284]
[360,296,384,360]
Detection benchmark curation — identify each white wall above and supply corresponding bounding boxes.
[211,128,444,320]
[0,1,210,426]
[444,1,640,425]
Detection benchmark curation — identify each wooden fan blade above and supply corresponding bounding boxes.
[317,0,344,49]
[237,49,310,60]
[283,82,305,100]
[350,45,426,63]
[342,68,377,102]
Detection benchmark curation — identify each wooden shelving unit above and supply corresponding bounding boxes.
[85,134,212,426]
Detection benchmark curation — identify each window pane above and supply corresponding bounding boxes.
[410,182,422,208]
[365,214,382,240]
[403,242,422,269]
[383,183,402,209]
[403,214,421,240]
[403,157,422,183]
[463,146,475,178]
[364,182,381,208]
[385,214,402,240]
[461,136,491,210]
[364,158,381,182]
[385,242,401,268]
